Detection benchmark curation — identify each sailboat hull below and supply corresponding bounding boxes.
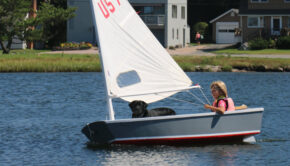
[82,108,263,145]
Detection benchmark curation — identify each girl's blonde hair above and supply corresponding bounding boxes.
[210,81,228,97]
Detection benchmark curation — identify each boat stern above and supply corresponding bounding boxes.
[81,121,114,144]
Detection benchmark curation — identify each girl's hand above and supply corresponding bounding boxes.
[204,104,211,109]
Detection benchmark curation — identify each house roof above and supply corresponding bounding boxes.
[239,0,290,15]
[209,9,239,23]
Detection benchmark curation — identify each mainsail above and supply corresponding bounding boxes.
[90,0,193,104]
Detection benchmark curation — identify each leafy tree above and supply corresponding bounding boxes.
[193,22,208,35]
[193,22,210,42]
[0,0,75,54]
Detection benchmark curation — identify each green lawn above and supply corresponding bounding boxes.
[0,50,101,72]
[212,48,290,55]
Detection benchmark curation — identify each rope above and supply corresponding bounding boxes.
[186,90,207,105]
[155,86,211,107]
[199,88,211,104]
[157,94,201,106]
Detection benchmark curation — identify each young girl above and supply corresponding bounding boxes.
[204,81,236,114]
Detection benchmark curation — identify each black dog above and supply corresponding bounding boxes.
[129,100,176,118]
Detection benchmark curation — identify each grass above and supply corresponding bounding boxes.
[174,55,290,72]
[212,48,290,55]
[0,50,101,72]
[0,50,289,72]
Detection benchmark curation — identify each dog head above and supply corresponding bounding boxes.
[129,100,148,117]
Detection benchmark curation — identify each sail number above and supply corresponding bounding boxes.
[98,0,121,19]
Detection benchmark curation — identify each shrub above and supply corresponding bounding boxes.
[276,36,290,49]
[248,38,268,50]
[221,65,232,72]
[169,46,175,50]
[57,42,93,50]
[268,38,276,48]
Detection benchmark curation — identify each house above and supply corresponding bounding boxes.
[209,9,241,44]
[66,0,190,48]
[239,0,290,42]
[210,0,290,44]
[0,40,26,50]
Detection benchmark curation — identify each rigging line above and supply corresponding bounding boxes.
[186,90,206,105]
[157,94,201,106]
[199,88,211,105]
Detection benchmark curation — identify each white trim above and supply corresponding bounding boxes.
[240,15,243,43]
[105,107,264,123]
[271,16,282,35]
[210,9,239,23]
[112,130,261,142]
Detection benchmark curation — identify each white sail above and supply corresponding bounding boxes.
[90,0,193,103]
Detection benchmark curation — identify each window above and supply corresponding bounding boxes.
[144,7,153,14]
[248,16,264,27]
[181,6,185,19]
[172,5,177,18]
[177,29,179,40]
[251,0,268,2]
[117,71,141,88]
[172,28,174,39]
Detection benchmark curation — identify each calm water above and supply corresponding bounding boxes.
[0,72,289,166]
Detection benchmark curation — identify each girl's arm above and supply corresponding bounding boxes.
[204,104,226,114]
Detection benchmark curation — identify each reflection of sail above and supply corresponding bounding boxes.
[90,0,193,104]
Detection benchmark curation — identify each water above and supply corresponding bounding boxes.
[0,72,289,166]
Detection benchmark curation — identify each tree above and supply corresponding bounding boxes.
[0,0,75,54]
[193,22,208,36]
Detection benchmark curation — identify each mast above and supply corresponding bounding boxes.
[99,52,115,120]
[89,0,115,120]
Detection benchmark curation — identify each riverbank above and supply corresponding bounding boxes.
[1,50,290,72]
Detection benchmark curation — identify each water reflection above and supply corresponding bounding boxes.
[88,144,261,166]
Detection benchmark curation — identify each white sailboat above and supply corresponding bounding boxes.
[82,0,264,145]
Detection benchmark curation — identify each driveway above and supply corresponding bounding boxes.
[42,44,230,56]
[167,44,290,59]
[167,44,232,56]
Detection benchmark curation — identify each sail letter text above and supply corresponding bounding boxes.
[97,0,120,19]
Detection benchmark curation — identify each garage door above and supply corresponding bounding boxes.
[216,22,240,44]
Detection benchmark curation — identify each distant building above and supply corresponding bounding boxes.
[210,9,241,44]
[0,39,26,50]
[239,0,290,42]
[210,0,290,44]
[67,0,190,48]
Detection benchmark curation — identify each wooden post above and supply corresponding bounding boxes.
[27,0,37,49]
